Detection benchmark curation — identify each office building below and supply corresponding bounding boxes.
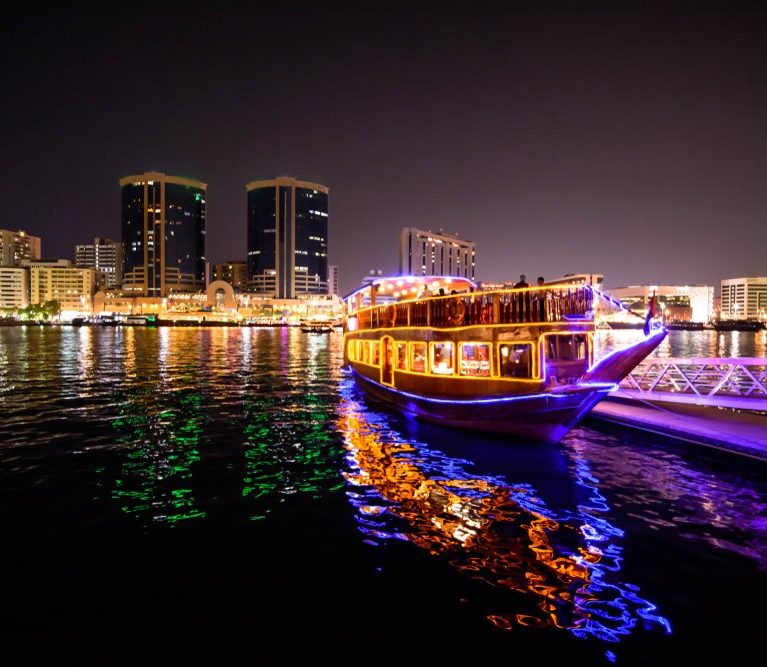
[120,172,206,297]
[606,284,714,323]
[721,277,767,320]
[0,229,41,267]
[25,259,97,312]
[546,273,604,291]
[246,177,328,298]
[328,265,339,296]
[0,267,29,309]
[213,261,247,291]
[75,237,124,288]
[399,227,475,280]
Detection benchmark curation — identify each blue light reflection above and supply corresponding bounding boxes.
[337,378,672,646]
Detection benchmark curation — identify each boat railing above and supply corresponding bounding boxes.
[615,357,767,410]
[353,286,594,331]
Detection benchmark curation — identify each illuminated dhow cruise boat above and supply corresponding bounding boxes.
[342,275,666,442]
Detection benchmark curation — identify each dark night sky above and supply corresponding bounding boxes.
[3,2,766,294]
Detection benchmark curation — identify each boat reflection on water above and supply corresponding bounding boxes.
[337,379,671,645]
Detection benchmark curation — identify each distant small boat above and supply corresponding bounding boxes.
[713,320,765,332]
[300,320,333,333]
[664,321,706,331]
[125,314,158,327]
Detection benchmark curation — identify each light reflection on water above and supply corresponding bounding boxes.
[1,326,767,655]
[561,428,767,571]
[338,381,671,643]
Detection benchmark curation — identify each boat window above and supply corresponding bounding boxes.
[546,334,588,361]
[499,343,531,378]
[575,334,587,359]
[372,341,380,366]
[348,341,356,362]
[361,341,370,364]
[460,343,491,377]
[396,342,408,370]
[430,342,454,375]
[410,342,427,373]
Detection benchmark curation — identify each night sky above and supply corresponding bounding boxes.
[3,2,766,294]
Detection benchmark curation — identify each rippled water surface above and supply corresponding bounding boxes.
[1,327,766,659]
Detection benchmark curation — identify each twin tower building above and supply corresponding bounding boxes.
[120,172,329,299]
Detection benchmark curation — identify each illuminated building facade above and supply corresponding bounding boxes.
[546,273,604,291]
[328,265,339,296]
[399,227,475,280]
[246,177,328,298]
[75,237,124,288]
[606,284,714,323]
[120,172,207,297]
[0,267,29,309]
[213,261,247,291]
[0,229,41,267]
[721,277,767,320]
[25,259,96,312]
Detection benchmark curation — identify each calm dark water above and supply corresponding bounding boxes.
[1,326,766,659]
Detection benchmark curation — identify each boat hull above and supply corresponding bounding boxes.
[350,368,614,443]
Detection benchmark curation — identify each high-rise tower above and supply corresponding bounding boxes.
[120,172,206,297]
[246,177,328,298]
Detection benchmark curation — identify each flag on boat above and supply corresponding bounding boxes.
[643,291,658,336]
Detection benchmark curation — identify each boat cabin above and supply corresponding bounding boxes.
[343,276,596,398]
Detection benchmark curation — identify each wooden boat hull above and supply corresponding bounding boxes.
[351,368,614,442]
[349,328,668,443]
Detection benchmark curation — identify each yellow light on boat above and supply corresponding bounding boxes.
[397,280,404,287]
[393,291,400,297]
[445,278,452,284]
[410,287,417,293]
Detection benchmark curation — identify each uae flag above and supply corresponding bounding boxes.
[644,291,658,336]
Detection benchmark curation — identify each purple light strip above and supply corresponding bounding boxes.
[351,368,616,405]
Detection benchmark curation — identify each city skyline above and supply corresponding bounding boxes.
[3,3,767,294]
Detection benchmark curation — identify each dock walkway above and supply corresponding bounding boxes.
[590,397,767,461]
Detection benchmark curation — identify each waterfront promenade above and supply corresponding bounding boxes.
[590,353,767,460]
[592,398,767,460]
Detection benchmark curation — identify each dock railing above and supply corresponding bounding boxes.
[615,357,767,411]
[354,286,594,331]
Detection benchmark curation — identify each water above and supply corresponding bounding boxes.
[1,326,766,660]
[597,328,767,358]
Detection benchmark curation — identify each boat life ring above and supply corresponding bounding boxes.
[447,298,466,326]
